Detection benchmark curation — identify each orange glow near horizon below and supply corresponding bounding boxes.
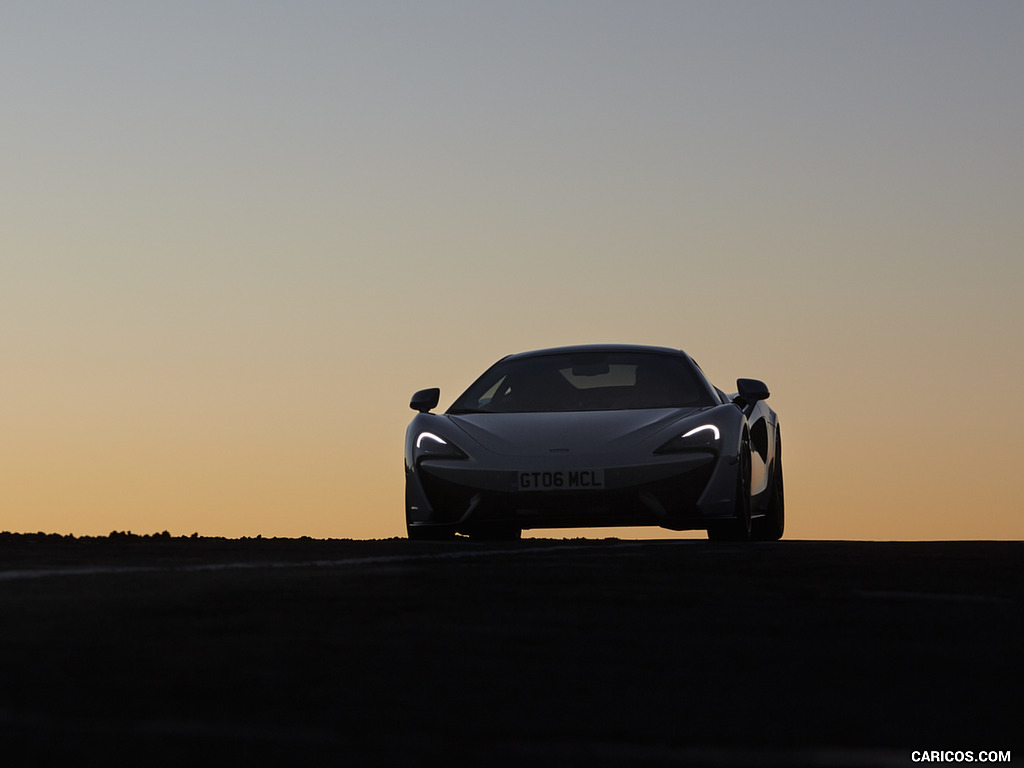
[3,3,1022,541]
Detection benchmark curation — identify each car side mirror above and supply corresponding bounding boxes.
[410,388,441,413]
[734,378,770,410]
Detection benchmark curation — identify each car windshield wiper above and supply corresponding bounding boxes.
[447,407,488,415]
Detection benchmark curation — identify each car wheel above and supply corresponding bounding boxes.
[406,524,457,541]
[707,438,752,542]
[752,428,785,541]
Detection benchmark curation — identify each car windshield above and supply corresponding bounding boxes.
[449,351,716,413]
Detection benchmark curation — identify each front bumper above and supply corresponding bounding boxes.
[407,452,729,532]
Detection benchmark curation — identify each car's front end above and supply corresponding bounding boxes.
[405,403,747,539]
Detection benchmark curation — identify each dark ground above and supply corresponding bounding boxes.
[0,534,1020,766]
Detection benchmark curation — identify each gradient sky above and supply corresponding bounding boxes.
[4,1,1022,540]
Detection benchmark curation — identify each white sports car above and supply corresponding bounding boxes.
[405,344,783,541]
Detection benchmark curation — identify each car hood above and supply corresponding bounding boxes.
[446,408,703,457]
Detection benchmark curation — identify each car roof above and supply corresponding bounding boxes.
[501,344,689,362]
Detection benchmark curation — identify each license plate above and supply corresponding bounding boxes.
[515,469,605,491]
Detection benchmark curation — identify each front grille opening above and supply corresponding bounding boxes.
[420,463,713,529]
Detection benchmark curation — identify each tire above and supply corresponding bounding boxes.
[707,438,752,542]
[752,428,785,541]
[406,524,457,541]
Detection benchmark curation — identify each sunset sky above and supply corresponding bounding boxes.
[4,1,1022,540]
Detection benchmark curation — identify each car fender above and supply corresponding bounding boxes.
[693,406,747,520]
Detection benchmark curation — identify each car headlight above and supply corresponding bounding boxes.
[415,431,468,461]
[654,424,721,454]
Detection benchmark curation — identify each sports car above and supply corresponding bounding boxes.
[404,344,783,541]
